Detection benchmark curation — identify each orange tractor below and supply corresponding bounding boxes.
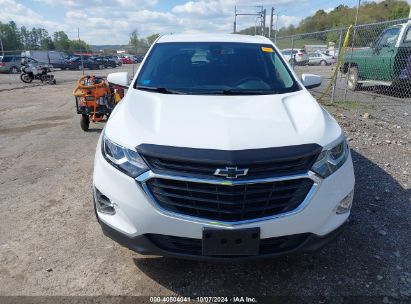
[73,75,123,131]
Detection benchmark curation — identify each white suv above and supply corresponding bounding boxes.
[282,48,309,65]
[93,34,355,261]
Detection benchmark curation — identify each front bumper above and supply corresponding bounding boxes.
[93,137,355,259]
[99,217,347,261]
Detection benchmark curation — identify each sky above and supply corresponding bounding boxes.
[1,0,377,45]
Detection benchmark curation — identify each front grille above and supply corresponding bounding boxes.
[138,143,321,180]
[143,155,317,180]
[147,233,310,256]
[146,178,313,222]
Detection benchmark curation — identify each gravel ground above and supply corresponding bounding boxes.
[0,65,410,301]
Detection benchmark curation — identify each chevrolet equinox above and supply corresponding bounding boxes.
[93,34,355,260]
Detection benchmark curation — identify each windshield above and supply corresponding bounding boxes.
[135,42,300,95]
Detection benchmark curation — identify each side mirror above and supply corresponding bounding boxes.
[301,73,322,89]
[107,72,130,88]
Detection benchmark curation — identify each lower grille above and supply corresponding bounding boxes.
[147,233,310,256]
[146,178,313,222]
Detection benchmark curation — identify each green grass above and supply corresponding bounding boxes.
[275,38,326,50]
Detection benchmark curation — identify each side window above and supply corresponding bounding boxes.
[378,27,400,48]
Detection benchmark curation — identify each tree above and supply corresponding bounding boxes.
[146,33,160,46]
[53,31,70,51]
[238,0,410,38]
[69,39,91,53]
[129,29,139,54]
[0,20,91,53]
[0,21,22,51]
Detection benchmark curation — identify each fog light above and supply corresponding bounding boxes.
[94,187,115,215]
[336,190,354,214]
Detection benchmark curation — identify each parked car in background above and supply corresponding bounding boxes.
[65,57,104,70]
[341,23,411,91]
[281,48,309,65]
[89,56,117,68]
[105,55,122,66]
[308,52,336,66]
[102,57,118,68]
[120,57,133,64]
[132,55,144,63]
[0,55,22,73]
[51,59,69,69]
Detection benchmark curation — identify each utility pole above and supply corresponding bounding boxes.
[269,7,274,38]
[274,12,279,43]
[262,8,266,36]
[78,28,84,75]
[0,35,4,57]
[234,6,237,33]
[234,5,265,35]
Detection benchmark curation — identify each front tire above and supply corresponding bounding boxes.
[80,115,90,131]
[347,66,360,91]
[20,73,33,83]
[320,60,327,66]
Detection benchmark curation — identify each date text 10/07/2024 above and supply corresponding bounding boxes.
[149,296,257,303]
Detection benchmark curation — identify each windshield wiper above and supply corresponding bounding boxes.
[182,89,279,95]
[136,86,185,94]
[219,89,280,95]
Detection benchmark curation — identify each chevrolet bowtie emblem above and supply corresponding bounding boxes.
[214,166,249,179]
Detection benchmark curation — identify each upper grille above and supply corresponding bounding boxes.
[143,155,316,179]
[146,178,313,222]
[138,143,321,180]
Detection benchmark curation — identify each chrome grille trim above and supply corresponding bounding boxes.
[136,170,322,226]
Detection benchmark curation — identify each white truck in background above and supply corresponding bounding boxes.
[21,50,67,66]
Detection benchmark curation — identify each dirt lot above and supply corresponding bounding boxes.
[0,65,410,300]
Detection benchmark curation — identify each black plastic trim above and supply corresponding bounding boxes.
[99,220,346,261]
[137,143,322,166]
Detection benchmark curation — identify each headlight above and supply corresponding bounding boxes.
[311,139,349,178]
[102,134,148,178]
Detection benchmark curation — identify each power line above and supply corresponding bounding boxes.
[234,5,266,35]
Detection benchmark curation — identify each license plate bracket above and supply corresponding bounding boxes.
[202,227,260,256]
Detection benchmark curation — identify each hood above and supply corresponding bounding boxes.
[105,88,342,150]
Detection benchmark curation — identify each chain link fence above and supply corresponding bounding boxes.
[2,18,411,122]
[273,18,411,123]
